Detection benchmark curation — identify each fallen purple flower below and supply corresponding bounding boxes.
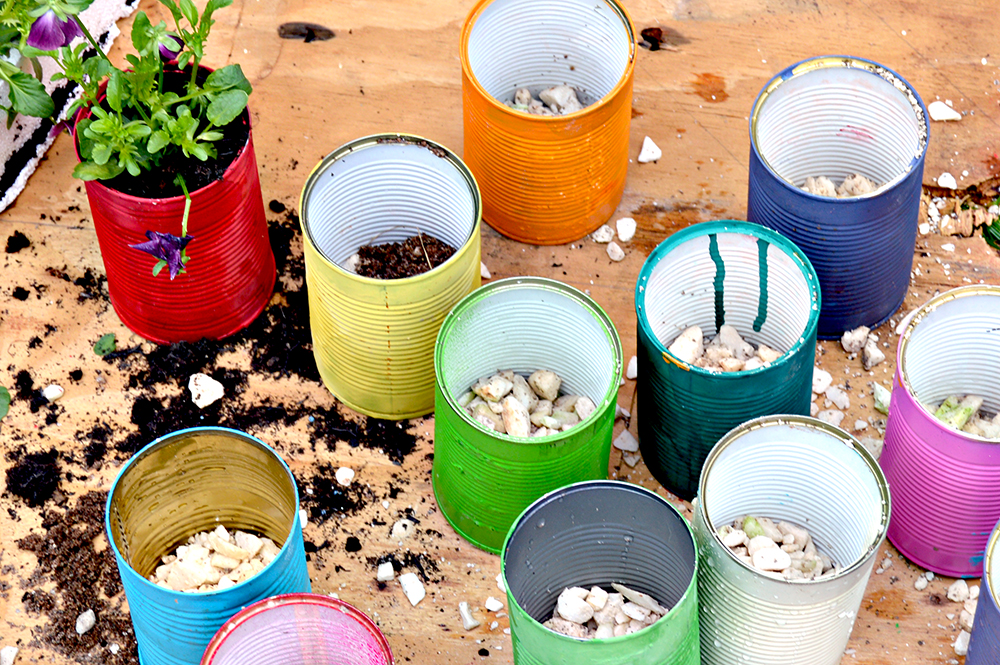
[159,34,183,61]
[27,10,82,50]
[130,230,194,280]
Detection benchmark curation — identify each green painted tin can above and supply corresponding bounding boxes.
[433,277,623,553]
[635,221,820,500]
[502,480,700,665]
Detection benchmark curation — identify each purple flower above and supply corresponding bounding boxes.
[27,10,82,50]
[159,34,183,61]
[130,230,194,280]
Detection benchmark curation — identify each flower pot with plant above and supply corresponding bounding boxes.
[8,0,275,343]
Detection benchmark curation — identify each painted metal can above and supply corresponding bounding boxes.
[880,285,1000,577]
[105,427,311,665]
[694,415,890,665]
[433,277,623,553]
[635,220,820,500]
[201,593,393,665]
[460,0,635,244]
[967,520,1000,665]
[502,480,700,665]
[300,134,482,419]
[746,56,928,338]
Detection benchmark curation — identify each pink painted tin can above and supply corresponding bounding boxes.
[881,285,1000,577]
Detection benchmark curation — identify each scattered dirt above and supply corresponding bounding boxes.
[4,447,61,507]
[6,230,29,253]
[355,233,456,279]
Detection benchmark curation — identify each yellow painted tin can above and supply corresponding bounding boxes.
[300,134,482,419]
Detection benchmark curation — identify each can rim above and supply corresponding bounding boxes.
[200,592,394,664]
[748,55,929,199]
[987,520,1000,605]
[634,220,821,377]
[434,276,624,443]
[298,133,482,283]
[697,414,891,584]
[459,0,637,122]
[896,285,1000,444]
[499,479,698,642]
[104,426,301,596]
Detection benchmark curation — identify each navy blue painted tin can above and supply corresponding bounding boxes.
[105,427,311,665]
[747,56,928,338]
[967,520,1000,665]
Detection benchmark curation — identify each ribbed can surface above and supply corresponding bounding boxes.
[502,480,700,665]
[105,427,311,665]
[635,221,820,500]
[201,593,393,665]
[433,277,623,553]
[746,56,928,337]
[81,117,275,344]
[967,522,1000,665]
[300,134,482,419]
[461,0,635,244]
[880,286,1000,577]
[694,416,890,665]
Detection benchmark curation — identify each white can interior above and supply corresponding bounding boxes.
[703,422,886,573]
[755,63,925,190]
[901,289,1000,425]
[304,141,476,270]
[643,232,815,358]
[466,0,631,105]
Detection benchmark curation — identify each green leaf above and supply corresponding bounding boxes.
[202,0,233,28]
[0,385,10,421]
[206,89,247,127]
[147,129,169,153]
[91,142,113,164]
[4,68,54,118]
[176,50,191,69]
[93,333,116,356]
[106,69,124,112]
[152,259,167,277]
[196,130,223,142]
[205,64,252,95]
[158,0,183,23]
[73,160,125,180]
[178,0,199,27]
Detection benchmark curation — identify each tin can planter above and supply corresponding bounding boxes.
[880,285,1000,577]
[967,520,1000,665]
[460,0,636,244]
[201,593,393,665]
[79,107,275,344]
[300,134,481,419]
[502,480,699,665]
[693,415,890,665]
[105,427,311,665]
[433,277,623,553]
[746,56,928,337]
[635,220,820,500]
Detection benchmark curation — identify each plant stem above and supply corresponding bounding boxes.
[176,174,191,236]
[72,16,111,64]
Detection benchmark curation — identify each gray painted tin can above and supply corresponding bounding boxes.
[694,415,890,665]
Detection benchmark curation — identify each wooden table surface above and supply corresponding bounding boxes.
[2,0,1000,663]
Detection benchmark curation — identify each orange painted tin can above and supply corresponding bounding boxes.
[460,0,636,245]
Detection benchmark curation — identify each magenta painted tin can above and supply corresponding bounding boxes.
[881,286,1000,578]
[201,593,393,665]
[967,520,1000,664]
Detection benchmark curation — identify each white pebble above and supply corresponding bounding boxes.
[399,572,426,606]
[825,386,850,410]
[854,419,868,431]
[613,429,639,452]
[954,629,970,656]
[752,546,792,571]
[626,355,637,380]
[941,243,956,252]
[459,601,481,630]
[335,466,355,486]
[817,409,845,427]
[481,262,492,279]
[938,172,958,189]
[970,584,979,600]
[188,373,224,409]
[485,596,504,612]
[1,646,18,665]
[607,241,625,262]
[947,579,970,602]
[812,367,833,394]
[42,384,64,402]
[299,508,308,526]
[591,224,614,243]
[496,572,506,592]
[376,561,395,582]
[616,217,636,242]
[391,519,415,542]
[615,404,631,420]
[557,590,595,623]
[928,100,963,121]
[75,609,96,635]
[914,575,928,591]
[840,326,870,353]
[637,136,661,163]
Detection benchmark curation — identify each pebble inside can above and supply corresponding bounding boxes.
[966,520,1000,665]
[694,415,890,665]
[881,285,1000,577]
[105,427,311,665]
[635,220,820,500]
[747,55,928,337]
[502,480,700,665]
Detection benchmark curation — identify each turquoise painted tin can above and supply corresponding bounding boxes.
[105,427,311,665]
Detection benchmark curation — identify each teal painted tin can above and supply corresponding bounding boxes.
[105,427,311,665]
[502,480,700,665]
[433,277,623,553]
[635,221,820,499]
